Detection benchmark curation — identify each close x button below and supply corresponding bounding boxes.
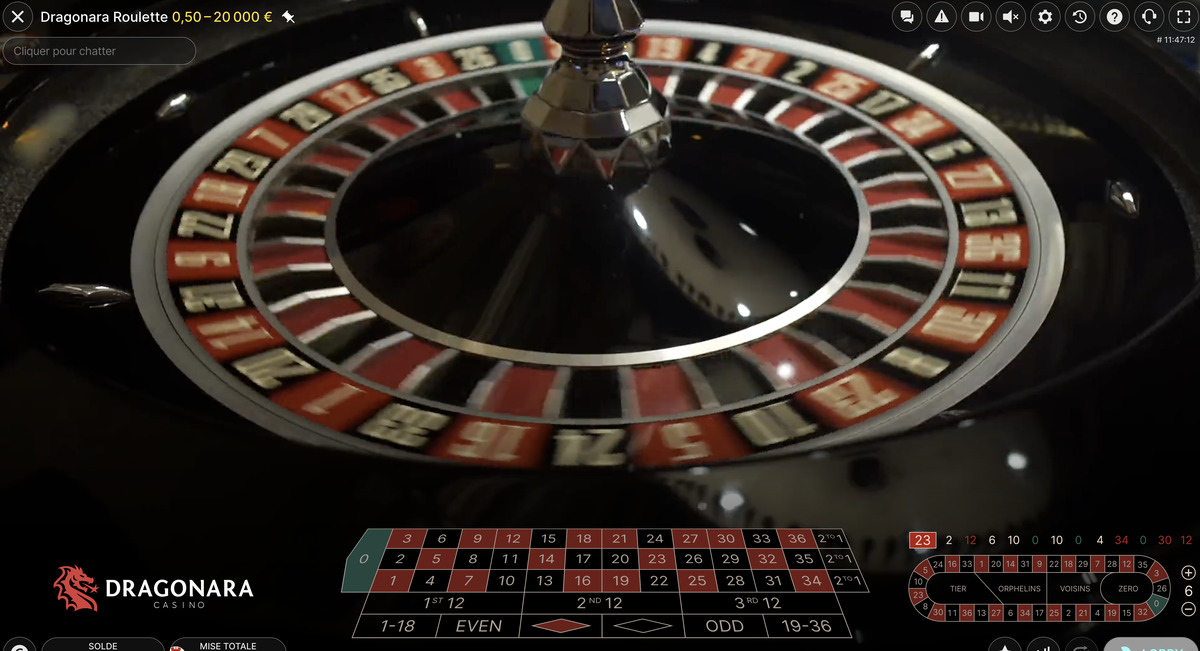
[3,1,32,32]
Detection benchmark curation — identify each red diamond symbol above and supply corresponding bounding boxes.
[533,618,590,634]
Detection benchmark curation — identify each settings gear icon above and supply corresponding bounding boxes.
[1037,8,1055,24]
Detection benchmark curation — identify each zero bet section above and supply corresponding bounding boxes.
[342,528,868,638]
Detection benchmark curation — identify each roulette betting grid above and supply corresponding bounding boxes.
[343,527,867,638]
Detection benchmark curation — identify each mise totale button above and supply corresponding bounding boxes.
[170,639,286,651]
[42,639,164,651]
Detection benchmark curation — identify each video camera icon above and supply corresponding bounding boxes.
[963,2,992,31]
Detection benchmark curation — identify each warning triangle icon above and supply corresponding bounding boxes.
[935,10,949,23]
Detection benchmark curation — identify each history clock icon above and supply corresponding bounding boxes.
[1066,1,1098,30]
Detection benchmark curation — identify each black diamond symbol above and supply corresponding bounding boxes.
[614,618,672,634]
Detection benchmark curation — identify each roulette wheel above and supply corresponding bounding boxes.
[2,0,1199,647]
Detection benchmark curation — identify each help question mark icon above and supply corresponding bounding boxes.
[1107,7,1124,24]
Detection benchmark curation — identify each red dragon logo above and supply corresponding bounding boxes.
[53,565,99,611]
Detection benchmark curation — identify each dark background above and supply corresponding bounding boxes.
[2,0,1199,649]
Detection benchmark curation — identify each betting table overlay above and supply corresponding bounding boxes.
[343,528,869,638]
